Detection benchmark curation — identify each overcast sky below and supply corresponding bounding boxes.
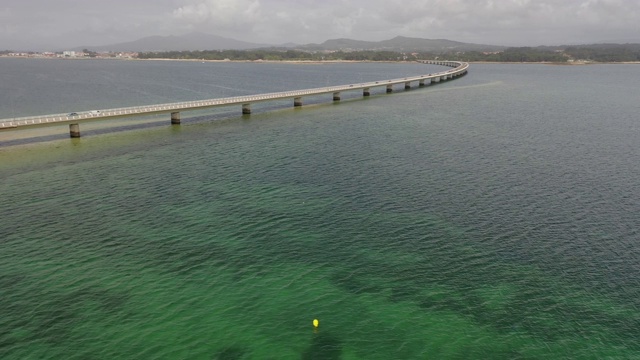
[2,0,639,50]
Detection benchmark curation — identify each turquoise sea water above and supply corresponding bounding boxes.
[1,60,640,359]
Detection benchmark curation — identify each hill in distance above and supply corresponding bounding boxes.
[76,32,507,53]
[77,32,269,52]
[301,36,506,53]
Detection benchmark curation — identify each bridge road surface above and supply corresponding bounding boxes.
[0,61,468,132]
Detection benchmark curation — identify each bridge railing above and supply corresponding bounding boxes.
[0,61,468,129]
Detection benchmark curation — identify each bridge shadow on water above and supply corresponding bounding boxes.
[0,86,407,148]
[0,120,170,147]
[0,111,239,147]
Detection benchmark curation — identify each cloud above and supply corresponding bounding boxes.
[173,0,261,29]
[2,0,640,49]
[176,0,639,45]
[0,6,12,18]
[342,0,640,45]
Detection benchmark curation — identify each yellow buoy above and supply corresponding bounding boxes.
[313,319,319,328]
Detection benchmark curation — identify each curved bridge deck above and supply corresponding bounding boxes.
[0,61,468,136]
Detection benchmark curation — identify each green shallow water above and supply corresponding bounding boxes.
[1,61,640,359]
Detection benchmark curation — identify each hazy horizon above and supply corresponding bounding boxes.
[2,0,640,51]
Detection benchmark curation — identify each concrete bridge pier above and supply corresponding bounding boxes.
[171,112,181,124]
[69,123,80,138]
[2,61,468,134]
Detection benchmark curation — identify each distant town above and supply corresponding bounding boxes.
[2,43,640,63]
[0,50,138,59]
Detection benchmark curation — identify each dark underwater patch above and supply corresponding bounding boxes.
[301,332,342,360]
[214,345,248,360]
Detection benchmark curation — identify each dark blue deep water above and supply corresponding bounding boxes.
[1,59,639,359]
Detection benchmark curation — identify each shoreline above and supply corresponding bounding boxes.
[136,58,640,65]
[2,56,639,65]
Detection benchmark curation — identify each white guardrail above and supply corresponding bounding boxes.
[0,61,468,130]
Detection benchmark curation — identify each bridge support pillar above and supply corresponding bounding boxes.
[431,78,439,84]
[333,92,340,101]
[419,79,425,87]
[69,123,80,138]
[386,84,393,93]
[171,112,181,124]
[363,88,370,97]
[404,82,411,90]
[242,103,251,114]
[294,97,302,107]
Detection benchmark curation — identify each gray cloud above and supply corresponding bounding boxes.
[1,0,639,50]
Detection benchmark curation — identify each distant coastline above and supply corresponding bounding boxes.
[2,54,639,65]
[4,34,640,64]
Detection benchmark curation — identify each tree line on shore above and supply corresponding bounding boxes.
[4,44,639,63]
[137,44,640,63]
